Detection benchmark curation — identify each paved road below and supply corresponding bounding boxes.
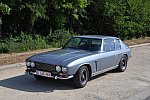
[0,45,150,100]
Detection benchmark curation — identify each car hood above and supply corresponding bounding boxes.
[28,49,93,66]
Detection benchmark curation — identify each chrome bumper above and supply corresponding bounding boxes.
[25,69,73,80]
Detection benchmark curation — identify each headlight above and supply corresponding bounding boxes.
[62,67,67,73]
[26,62,31,67]
[30,62,35,67]
[56,65,61,72]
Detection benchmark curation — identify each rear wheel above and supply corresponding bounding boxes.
[73,66,89,88]
[116,55,128,72]
[34,75,46,80]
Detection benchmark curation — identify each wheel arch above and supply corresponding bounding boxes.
[123,54,128,60]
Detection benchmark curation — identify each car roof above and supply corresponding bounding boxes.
[74,35,118,39]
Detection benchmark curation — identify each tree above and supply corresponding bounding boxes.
[0,0,150,39]
[104,0,150,39]
[51,0,89,31]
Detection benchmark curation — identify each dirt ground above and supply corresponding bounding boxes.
[124,37,150,46]
[0,48,58,66]
[0,37,150,66]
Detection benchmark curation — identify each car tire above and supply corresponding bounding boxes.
[116,55,128,72]
[34,75,46,80]
[73,66,89,88]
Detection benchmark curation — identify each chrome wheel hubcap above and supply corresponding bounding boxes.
[81,69,87,84]
[121,58,127,70]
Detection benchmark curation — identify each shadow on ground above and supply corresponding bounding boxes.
[0,74,75,93]
[0,69,118,93]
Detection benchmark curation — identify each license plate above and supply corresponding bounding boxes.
[36,70,51,77]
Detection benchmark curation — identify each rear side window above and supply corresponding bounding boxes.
[115,39,121,50]
[103,38,115,52]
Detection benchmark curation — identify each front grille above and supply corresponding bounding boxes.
[35,62,55,72]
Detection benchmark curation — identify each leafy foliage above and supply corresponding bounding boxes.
[0,3,11,15]
[47,29,72,47]
[0,30,73,53]
[0,33,49,53]
[0,3,11,26]
[1,0,150,39]
[0,0,150,53]
[104,0,150,39]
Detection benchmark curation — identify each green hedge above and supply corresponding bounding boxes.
[0,29,73,53]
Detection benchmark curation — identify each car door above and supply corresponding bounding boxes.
[114,39,123,65]
[97,38,117,71]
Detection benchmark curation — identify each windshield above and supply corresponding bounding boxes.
[63,37,102,51]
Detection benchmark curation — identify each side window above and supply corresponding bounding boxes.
[103,38,115,52]
[115,39,121,50]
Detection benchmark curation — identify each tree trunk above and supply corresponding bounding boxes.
[29,14,35,34]
[0,23,1,38]
[0,13,2,38]
[47,0,52,31]
[99,16,104,34]
[69,11,73,32]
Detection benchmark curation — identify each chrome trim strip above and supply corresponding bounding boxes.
[54,75,74,79]
[92,65,118,77]
[26,71,74,80]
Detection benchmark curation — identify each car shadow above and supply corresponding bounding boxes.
[0,70,119,92]
[0,74,76,93]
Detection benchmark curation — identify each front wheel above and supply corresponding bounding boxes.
[73,66,89,88]
[116,55,128,72]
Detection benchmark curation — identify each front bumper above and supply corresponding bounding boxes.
[25,68,73,80]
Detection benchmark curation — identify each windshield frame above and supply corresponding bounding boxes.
[62,37,102,51]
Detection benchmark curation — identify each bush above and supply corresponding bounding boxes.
[47,29,72,47]
[0,34,49,53]
[0,30,74,53]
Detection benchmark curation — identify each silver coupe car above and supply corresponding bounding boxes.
[25,35,131,88]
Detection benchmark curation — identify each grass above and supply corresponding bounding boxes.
[0,34,50,53]
[0,30,72,53]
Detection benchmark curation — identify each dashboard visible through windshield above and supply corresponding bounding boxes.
[63,37,102,51]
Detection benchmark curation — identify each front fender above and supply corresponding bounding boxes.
[66,61,96,76]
